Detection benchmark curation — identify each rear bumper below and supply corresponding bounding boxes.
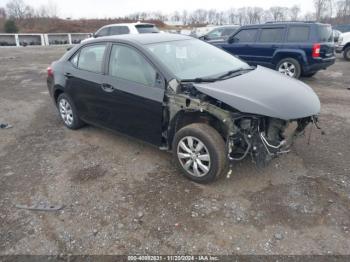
[304,56,336,73]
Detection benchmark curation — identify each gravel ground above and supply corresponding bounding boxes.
[0,46,350,255]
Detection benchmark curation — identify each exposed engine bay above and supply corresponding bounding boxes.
[164,80,318,167]
[228,115,313,167]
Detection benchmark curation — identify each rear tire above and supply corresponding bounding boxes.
[57,93,84,130]
[172,123,227,183]
[344,47,350,61]
[276,58,301,78]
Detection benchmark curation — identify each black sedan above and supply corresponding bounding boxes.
[47,33,320,183]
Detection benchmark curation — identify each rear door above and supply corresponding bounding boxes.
[100,43,165,145]
[64,43,109,124]
[221,28,259,64]
[253,27,286,68]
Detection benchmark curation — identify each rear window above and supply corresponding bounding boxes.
[287,26,310,42]
[135,24,159,34]
[233,29,258,42]
[318,25,333,42]
[259,28,285,42]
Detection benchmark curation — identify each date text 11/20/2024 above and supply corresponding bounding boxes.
[127,255,219,261]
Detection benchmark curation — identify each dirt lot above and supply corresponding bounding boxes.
[0,46,350,255]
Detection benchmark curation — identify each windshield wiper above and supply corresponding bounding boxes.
[180,77,217,83]
[180,67,255,83]
[216,67,255,79]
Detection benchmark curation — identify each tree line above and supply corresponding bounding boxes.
[0,0,350,33]
[0,0,58,20]
[128,0,350,25]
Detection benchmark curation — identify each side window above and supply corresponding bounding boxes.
[110,26,130,35]
[259,28,285,42]
[208,28,223,38]
[233,29,258,42]
[95,27,109,37]
[77,44,107,73]
[287,26,310,42]
[222,28,237,36]
[109,45,156,87]
[70,52,79,67]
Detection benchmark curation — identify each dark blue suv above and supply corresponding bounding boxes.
[214,22,335,78]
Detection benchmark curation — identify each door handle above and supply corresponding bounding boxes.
[101,83,115,93]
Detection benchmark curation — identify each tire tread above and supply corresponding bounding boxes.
[172,123,227,183]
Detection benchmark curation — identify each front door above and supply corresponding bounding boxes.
[222,28,259,64]
[99,44,165,146]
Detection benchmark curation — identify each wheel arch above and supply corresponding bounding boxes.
[272,50,306,70]
[343,43,350,51]
[167,110,228,150]
[53,85,65,104]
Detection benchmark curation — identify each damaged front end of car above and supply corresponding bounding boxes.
[163,77,320,168]
[227,115,316,167]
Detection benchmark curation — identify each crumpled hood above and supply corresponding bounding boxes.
[194,66,321,120]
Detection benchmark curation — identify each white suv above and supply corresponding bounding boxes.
[336,32,350,61]
[82,22,159,43]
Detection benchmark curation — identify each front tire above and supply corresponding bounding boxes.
[344,47,350,61]
[57,93,84,130]
[276,58,301,78]
[172,123,227,183]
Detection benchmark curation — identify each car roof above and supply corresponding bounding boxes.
[101,22,155,28]
[240,22,328,29]
[90,33,193,45]
[214,25,240,28]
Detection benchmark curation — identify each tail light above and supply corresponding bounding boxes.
[312,43,321,58]
[47,66,53,77]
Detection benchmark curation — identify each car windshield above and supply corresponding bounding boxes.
[136,24,159,33]
[318,25,333,42]
[147,39,250,80]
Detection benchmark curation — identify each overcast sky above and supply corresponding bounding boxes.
[0,0,315,19]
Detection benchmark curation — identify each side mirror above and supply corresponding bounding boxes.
[155,73,164,87]
[228,37,236,44]
[167,79,180,93]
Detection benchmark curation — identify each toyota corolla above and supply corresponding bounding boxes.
[47,33,320,183]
